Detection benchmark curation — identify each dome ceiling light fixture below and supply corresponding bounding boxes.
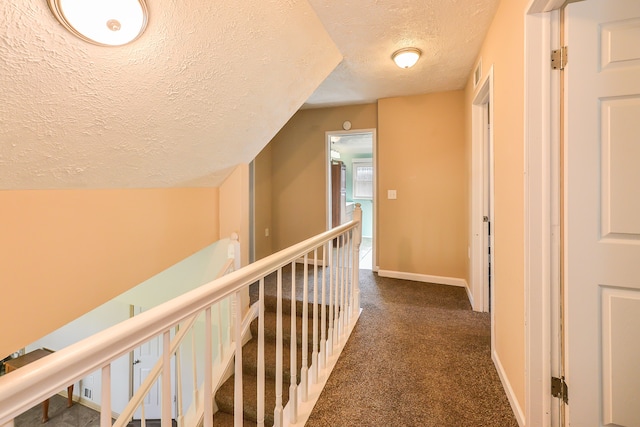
[391,47,422,69]
[47,0,148,46]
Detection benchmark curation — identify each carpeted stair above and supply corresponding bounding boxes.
[213,295,327,426]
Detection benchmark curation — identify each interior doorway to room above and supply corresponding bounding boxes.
[131,306,177,421]
[471,68,494,314]
[326,129,376,271]
[483,101,493,312]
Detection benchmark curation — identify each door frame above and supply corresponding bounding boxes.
[130,306,178,420]
[325,128,377,270]
[524,1,566,426]
[470,66,495,315]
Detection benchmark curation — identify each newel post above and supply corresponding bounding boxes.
[352,204,362,316]
[228,232,241,271]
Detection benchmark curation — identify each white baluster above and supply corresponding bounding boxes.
[257,278,265,427]
[342,233,350,335]
[191,327,198,412]
[234,291,243,427]
[352,203,363,318]
[162,331,171,427]
[311,247,319,385]
[100,364,111,427]
[217,302,223,362]
[335,235,343,346]
[338,234,344,339]
[289,262,298,423]
[274,269,284,427]
[301,253,309,402]
[344,232,351,333]
[327,240,334,356]
[175,337,184,427]
[204,308,213,427]
[345,232,352,328]
[230,296,236,347]
[320,244,327,369]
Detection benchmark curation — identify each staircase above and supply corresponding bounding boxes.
[213,294,324,426]
[0,212,362,427]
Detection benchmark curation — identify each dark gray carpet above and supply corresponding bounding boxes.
[304,270,518,427]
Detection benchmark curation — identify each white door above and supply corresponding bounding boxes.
[132,306,176,420]
[565,1,640,425]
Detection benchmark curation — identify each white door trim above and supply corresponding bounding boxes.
[325,129,378,270]
[470,66,495,314]
[524,1,562,426]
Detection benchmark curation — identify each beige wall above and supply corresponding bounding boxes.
[219,164,251,315]
[0,188,219,358]
[270,104,378,251]
[377,91,468,279]
[254,144,273,260]
[219,164,250,267]
[464,0,529,414]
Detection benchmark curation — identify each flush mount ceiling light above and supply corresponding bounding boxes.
[392,47,422,69]
[48,0,148,46]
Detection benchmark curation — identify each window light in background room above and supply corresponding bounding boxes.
[352,159,373,199]
[392,47,421,69]
[48,0,148,46]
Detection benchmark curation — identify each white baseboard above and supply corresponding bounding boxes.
[465,285,474,308]
[56,391,120,419]
[492,351,525,426]
[377,270,472,307]
[377,269,467,288]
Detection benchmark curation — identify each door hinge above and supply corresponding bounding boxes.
[483,216,489,223]
[551,46,568,70]
[551,376,568,404]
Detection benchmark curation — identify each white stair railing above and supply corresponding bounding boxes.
[0,205,363,427]
[111,252,237,427]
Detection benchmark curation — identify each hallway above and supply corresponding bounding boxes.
[304,270,517,426]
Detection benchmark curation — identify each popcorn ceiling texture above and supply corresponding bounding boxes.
[0,0,500,190]
[0,1,341,189]
[305,0,500,107]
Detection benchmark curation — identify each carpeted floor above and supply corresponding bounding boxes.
[303,270,518,427]
[14,268,517,426]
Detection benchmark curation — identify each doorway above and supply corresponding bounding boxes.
[130,306,177,421]
[471,67,495,314]
[325,129,376,270]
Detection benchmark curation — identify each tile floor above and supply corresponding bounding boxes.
[359,236,372,270]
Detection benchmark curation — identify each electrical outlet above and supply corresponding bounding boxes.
[265,228,269,237]
[388,189,397,200]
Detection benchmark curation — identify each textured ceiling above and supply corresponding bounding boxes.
[305,0,500,107]
[0,1,341,189]
[0,0,500,190]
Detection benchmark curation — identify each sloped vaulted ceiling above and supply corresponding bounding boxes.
[0,1,341,189]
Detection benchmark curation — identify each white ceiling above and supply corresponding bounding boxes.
[0,0,500,190]
[305,0,501,108]
[331,133,373,155]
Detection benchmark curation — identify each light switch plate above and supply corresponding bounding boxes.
[388,190,397,199]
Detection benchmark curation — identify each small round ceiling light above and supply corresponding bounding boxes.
[392,47,422,69]
[48,0,148,46]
